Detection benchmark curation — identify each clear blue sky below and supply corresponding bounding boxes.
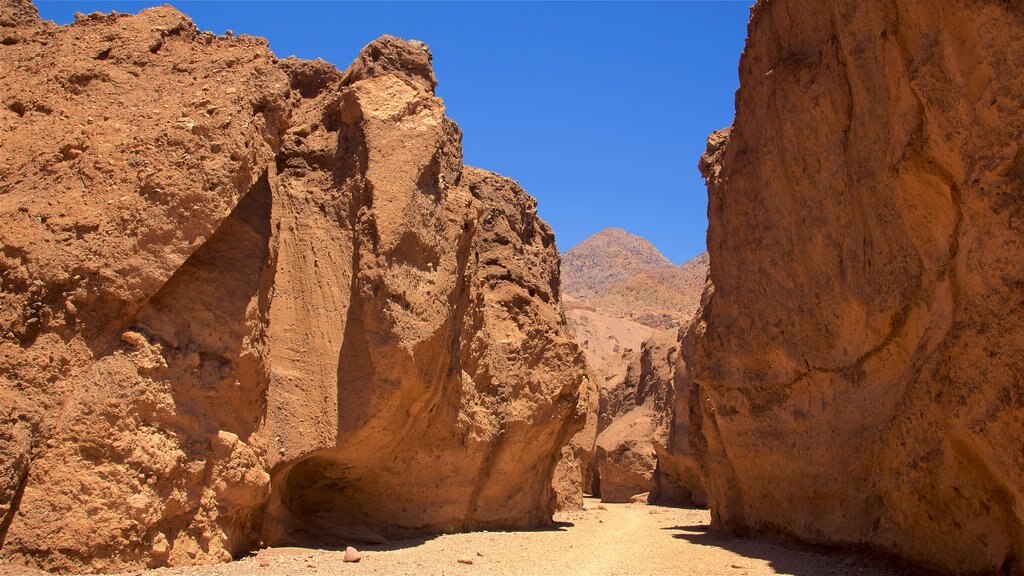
[37,1,752,265]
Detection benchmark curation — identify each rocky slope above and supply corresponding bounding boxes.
[0,2,589,572]
[561,235,707,504]
[689,1,1024,573]
[560,229,672,300]
[590,252,708,330]
[562,229,708,330]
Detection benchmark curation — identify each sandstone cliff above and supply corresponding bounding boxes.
[0,3,588,572]
[690,1,1024,573]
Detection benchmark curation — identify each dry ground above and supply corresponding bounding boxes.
[5,499,909,576]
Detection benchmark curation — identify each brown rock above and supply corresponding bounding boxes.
[554,297,653,508]
[0,5,587,573]
[689,1,1024,574]
[594,330,704,505]
[550,368,599,511]
[561,230,707,330]
[561,232,707,506]
[343,547,361,563]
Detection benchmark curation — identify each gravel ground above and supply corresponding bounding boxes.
[5,499,910,576]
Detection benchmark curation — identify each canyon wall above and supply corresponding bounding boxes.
[691,1,1024,573]
[593,328,698,504]
[0,2,588,572]
[561,231,707,504]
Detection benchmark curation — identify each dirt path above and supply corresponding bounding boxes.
[24,499,904,576]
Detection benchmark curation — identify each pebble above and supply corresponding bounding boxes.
[457,557,474,565]
[343,546,361,563]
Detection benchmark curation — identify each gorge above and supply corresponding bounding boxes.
[2,1,1023,575]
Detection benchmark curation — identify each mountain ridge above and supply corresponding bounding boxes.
[561,228,708,330]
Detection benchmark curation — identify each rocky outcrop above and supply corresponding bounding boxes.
[0,4,588,573]
[691,1,1024,573]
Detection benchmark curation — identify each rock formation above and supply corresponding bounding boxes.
[561,231,707,505]
[593,330,673,503]
[550,367,598,511]
[0,2,589,572]
[562,300,651,502]
[690,1,1024,573]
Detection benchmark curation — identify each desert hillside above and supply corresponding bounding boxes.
[562,229,708,330]
[560,228,672,300]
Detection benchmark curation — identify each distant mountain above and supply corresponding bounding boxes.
[591,252,709,329]
[561,229,708,330]
[561,229,673,300]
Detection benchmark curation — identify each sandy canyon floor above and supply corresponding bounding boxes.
[1,499,911,576]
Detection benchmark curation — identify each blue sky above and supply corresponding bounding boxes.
[37,1,752,265]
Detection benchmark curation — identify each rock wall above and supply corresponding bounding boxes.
[562,284,706,505]
[591,327,706,506]
[593,330,674,503]
[0,3,588,572]
[551,370,598,511]
[691,1,1024,573]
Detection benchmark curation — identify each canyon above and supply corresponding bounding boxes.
[2,0,1024,575]
[560,229,707,506]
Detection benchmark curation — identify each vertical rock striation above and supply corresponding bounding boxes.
[0,4,587,573]
[691,1,1024,573]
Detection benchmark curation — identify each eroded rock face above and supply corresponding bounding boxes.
[0,5,587,572]
[691,1,1024,573]
[561,233,707,506]
[593,329,705,505]
[551,368,598,511]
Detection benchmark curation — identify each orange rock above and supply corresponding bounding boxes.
[0,4,587,573]
[689,1,1024,574]
[343,547,361,563]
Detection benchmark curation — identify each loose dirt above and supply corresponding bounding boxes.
[7,499,906,576]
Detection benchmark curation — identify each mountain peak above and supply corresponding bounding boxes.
[561,228,674,300]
